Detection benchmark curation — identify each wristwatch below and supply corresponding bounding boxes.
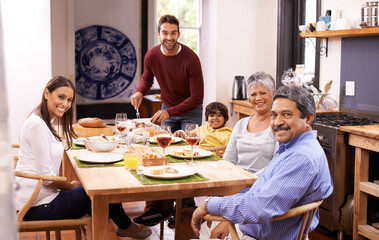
[204,196,212,210]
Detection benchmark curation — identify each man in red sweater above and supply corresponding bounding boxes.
[130,14,204,132]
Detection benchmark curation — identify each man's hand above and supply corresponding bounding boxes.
[210,222,230,239]
[191,203,209,237]
[151,110,170,125]
[130,92,143,109]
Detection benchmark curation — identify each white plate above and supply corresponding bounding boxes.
[73,138,86,146]
[150,136,183,144]
[168,149,213,159]
[142,166,196,179]
[76,153,123,163]
[131,118,152,124]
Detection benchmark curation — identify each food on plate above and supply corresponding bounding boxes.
[78,117,106,128]
[135,122,145,128]
[164,167,179,174]
[129,144,162,159]
[89,136,119,142]
[173,149,199,156]
[152,168,164,175]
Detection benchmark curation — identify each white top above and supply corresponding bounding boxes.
[223,116,278,174]
[15,113,63,210]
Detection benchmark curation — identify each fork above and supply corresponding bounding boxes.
[135,108,140,119]
[137,167,145,181]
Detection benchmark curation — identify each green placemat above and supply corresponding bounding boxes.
[74,157,124,168]
[70,143,86,150]
[129,169,209,185]
[166,154,222,163]
[148,140,188,147]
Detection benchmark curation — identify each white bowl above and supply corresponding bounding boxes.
[84,136,119,152]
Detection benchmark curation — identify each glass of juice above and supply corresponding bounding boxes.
[145,123,156,137]
[124,152,140,169]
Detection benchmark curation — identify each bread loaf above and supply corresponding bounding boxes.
[78,118,106,128]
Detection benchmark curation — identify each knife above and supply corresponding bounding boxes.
[136,108,140,119]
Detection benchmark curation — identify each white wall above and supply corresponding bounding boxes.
[2,0,52,144]
[201,0,277,126]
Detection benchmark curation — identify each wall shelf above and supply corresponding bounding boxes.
[300,27,379,38]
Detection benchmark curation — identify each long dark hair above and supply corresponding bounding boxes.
[35,76,76,149]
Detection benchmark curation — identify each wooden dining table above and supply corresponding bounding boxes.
[63,147,257,239]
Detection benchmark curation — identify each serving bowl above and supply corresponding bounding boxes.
[84,136,120,152]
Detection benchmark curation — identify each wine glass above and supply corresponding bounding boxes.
[185,123,200,165]
[115,113,127,147]
[157,125,172,164]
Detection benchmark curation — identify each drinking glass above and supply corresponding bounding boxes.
[123,152,140,169]
[157,125,172,163]
[115,113,127,147]
[115,113,127,136]
[185,123,200,165]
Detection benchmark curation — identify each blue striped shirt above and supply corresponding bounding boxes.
[207,130,333,239]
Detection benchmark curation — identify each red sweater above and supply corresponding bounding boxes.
[136,44,204,117]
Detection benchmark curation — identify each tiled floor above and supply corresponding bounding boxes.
[18,201,341,240]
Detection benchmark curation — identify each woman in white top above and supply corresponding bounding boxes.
[14,76,151,238]
[223,72,278,174]
[205,72,279,239]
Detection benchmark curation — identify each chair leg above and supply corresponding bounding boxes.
[55,230,61,240]
[45,230,51,240]
[75,227,82,240]
[160,221,164,240]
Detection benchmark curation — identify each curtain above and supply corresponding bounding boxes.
[0,5,18,239]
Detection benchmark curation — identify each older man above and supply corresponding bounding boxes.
[191,85,333,239]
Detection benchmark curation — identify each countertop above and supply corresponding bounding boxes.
[340,125,379,140]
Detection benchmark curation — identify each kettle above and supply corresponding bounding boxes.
[232,75,247,100]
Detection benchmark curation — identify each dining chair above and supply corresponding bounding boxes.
[204,199,323,240]
[12,145,92,240]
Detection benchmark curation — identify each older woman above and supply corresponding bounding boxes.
[223,71,278,174]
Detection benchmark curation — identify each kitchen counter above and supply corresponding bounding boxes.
[339,125,379,240]
[228,99,341,120]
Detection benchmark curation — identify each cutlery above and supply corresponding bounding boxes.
[137,168,145,181]
[77,132,90,141]
[135,108,140,119]
[100,134,109,141]
[195,172,205,178]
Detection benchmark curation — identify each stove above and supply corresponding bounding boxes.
[313,113,379,238]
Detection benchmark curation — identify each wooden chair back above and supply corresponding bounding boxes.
[203,145,227,157]
[204,200,323,240]
[13,143,92,240]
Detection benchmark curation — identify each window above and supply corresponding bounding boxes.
[156,0,202,54]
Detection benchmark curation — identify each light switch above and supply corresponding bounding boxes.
[346,81,355,96]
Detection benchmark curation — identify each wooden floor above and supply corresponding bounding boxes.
[18,201,342,240]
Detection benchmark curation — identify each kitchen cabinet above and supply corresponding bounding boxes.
[228,99,255,120]
[340,125,379,240]
[140,95,162,118]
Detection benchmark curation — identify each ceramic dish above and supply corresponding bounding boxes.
[168,149,213,159]
[141,166,196,179]
[73,138,86,146]
[76,153,123,163]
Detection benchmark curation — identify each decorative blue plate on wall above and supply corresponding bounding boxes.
[75,25,137,100]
